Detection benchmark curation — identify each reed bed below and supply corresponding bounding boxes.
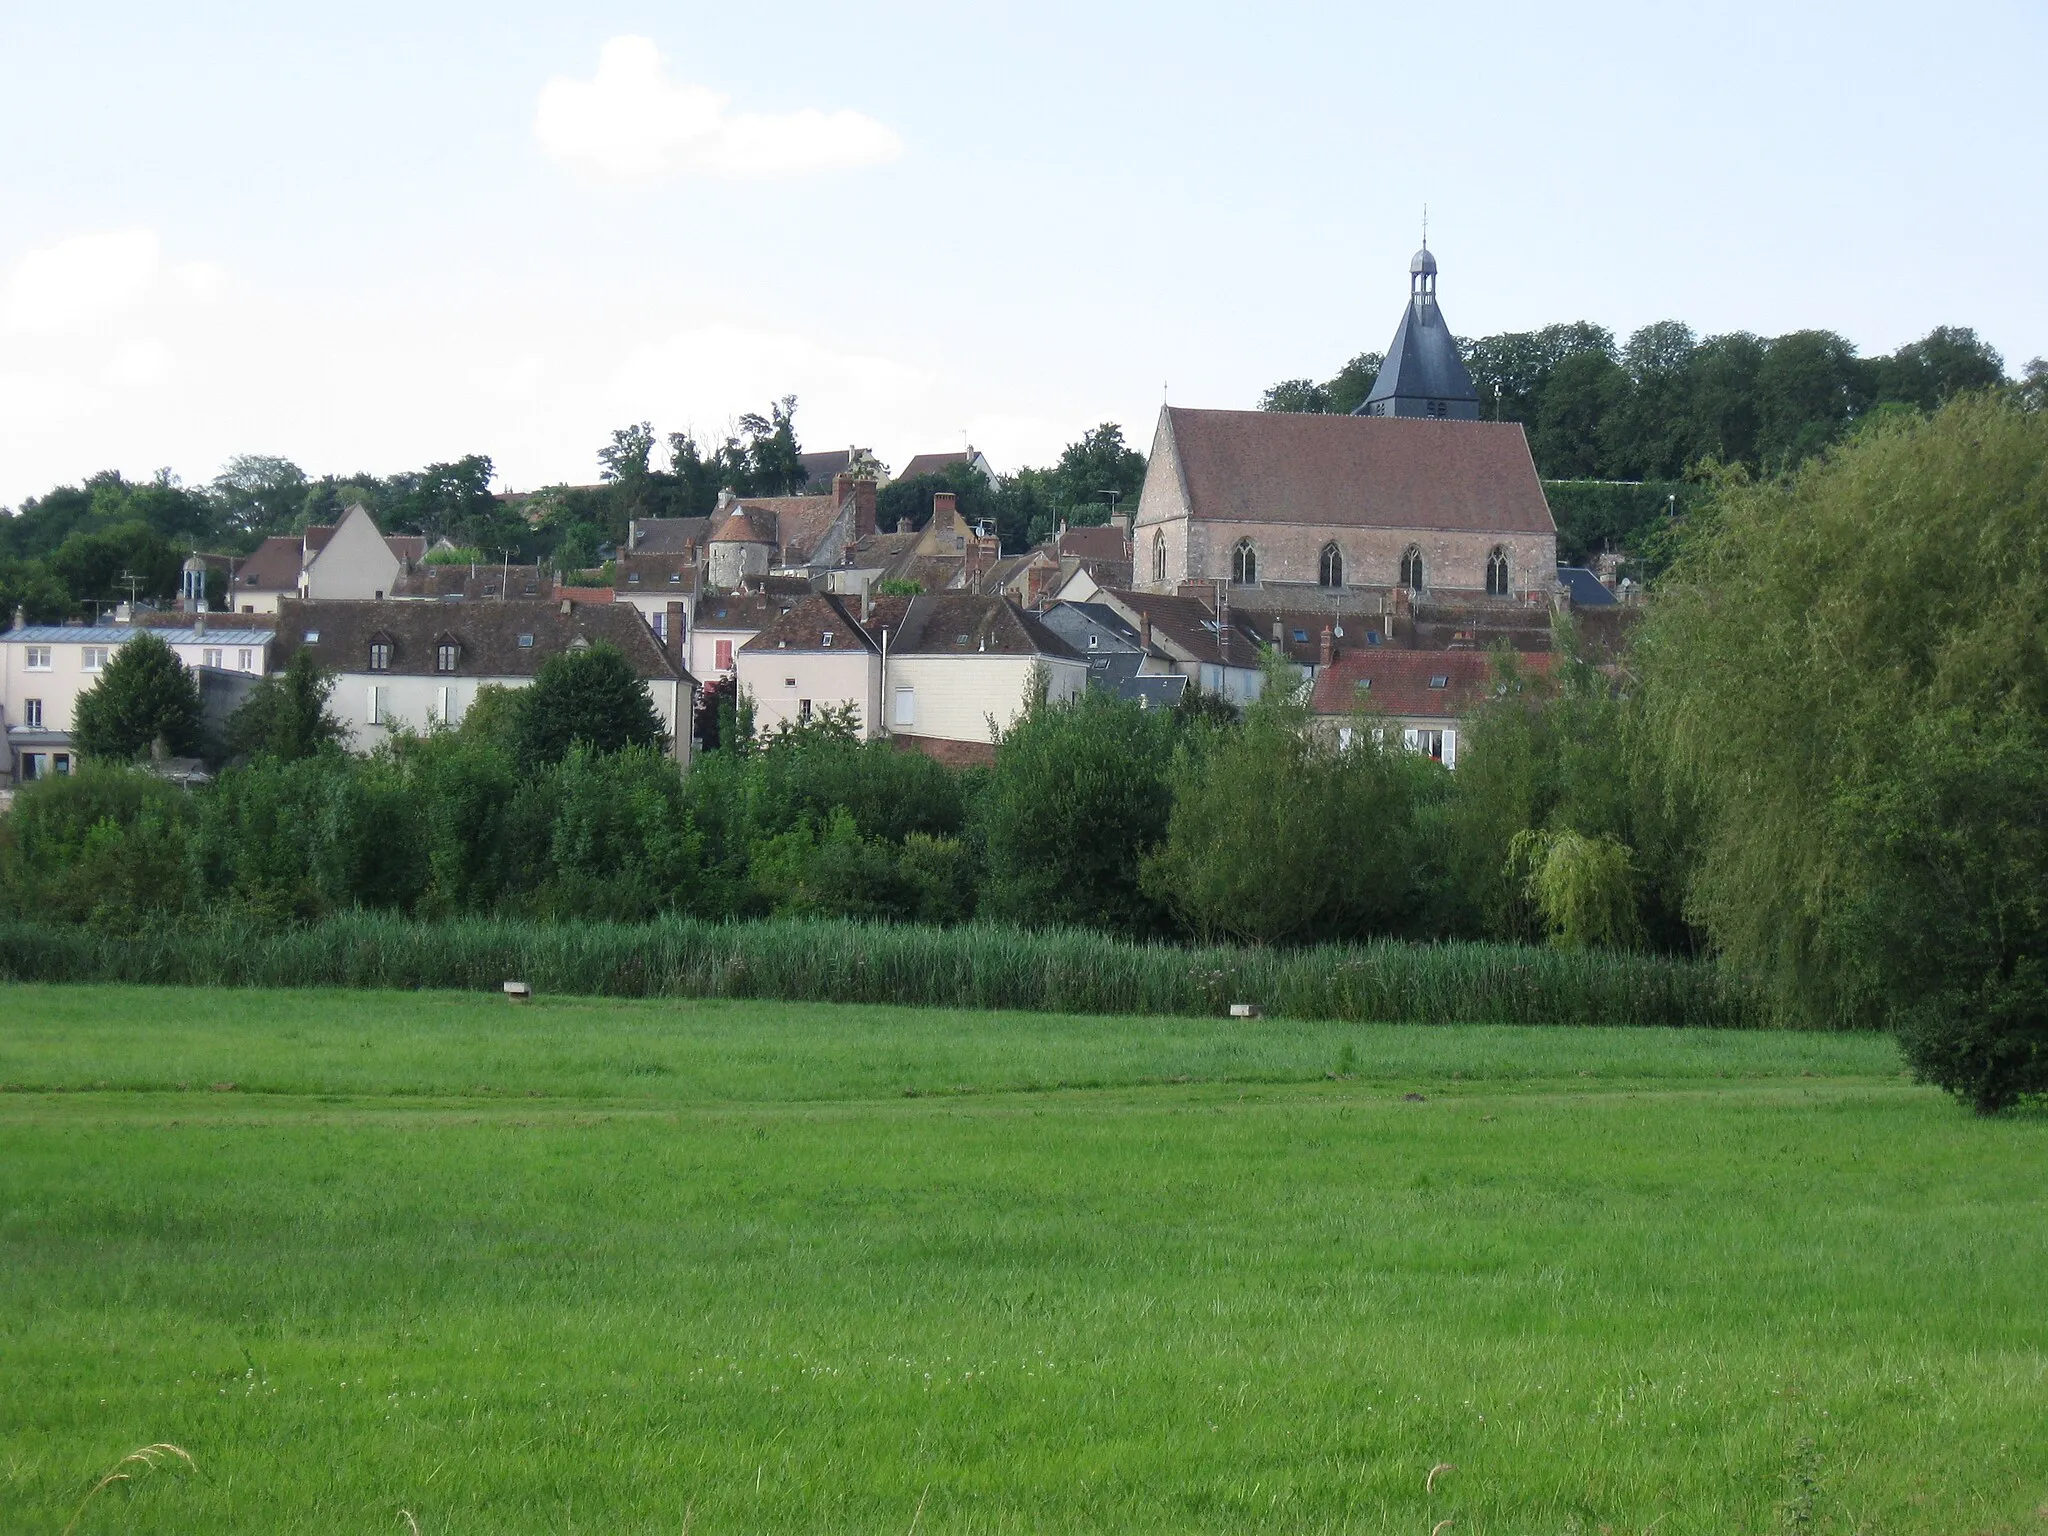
[0,914,1765,1028]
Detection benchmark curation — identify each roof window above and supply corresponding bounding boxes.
[821,631,833,648]
[517,634,534,648]
[1429,675,1449,689]
[668,571,681,584]
[1291,628,1308,643]
[305,629,320,643]
[628,572,641,585]
[1356,679,1371,693]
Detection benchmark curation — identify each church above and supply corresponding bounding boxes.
[1134,247,1557,601]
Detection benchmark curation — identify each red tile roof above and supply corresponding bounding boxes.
[1160,407,1555,535]
[1311,647,1552,720]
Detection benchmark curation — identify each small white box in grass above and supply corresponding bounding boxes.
[503,981,532,1002]
[1228,1002,1261,1019]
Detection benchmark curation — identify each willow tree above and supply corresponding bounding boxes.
[1637,395,2048,1112]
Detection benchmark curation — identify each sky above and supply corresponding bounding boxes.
[1,0,2043,508]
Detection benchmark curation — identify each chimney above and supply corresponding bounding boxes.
[665,601,685,659]
[854,477,878,538]
[932,490,958,529]
[1318,625,1334,668]
[194,613,207,637]
[684,539,697,563]
[1271,615,1284,647]
[10,605,22,631]
[832,470,853,506]
[860,584,872,623]
[1215,581,1230,665]
[561,599,572,616]
[1139,613,1152,652]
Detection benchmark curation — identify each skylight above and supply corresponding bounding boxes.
[1429,675,1449,689]
[518,634,534,648]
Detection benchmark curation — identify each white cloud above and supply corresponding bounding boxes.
[534,36,903,182]
[0,228,225,339]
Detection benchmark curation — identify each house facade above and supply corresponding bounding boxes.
[0,617,272,781]
[270,598,692,762]
[1310,647,1553,768]
[229,504,426,613]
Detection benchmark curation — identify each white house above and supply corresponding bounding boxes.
[270,598,693,762]
[1,616,272,781]
[228,504,427,614]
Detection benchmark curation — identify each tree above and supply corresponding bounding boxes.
[512,644,666,769]
[1756,330,1867,469]
[211,455,309,538]
[1050,424,1147,526]
[1260,378,1333,413]
[598,423,655,483]
[226,648,345,761]
[71,632,202,762]
[1637,395,2048,1112]
[0,557,71,624]
[1876,326,2006,410]
[1259,353,1384,416]
[980,688,1176,933]
[735,396,806,495]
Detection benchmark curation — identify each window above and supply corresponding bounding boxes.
[1400,546,1425,593]
[22,752,45,779]
[714,639,733,670]
[627,571,641,585]
[81,647,108,672]
[1088,633,1099,649]
[436,642,458,673]
[238,649,254,671]
[517,634,534,648]
[369,643,391,672]
[1406,727,1446,761]
[821,631,834,649]
[522,583,537,596]
[1291,628,1308,644]
[25,646,51,671]
[1319,542,1344,588]
[52,753,71,775]
[797,699,812,723]
[1427,399,1448,418]
[24,698,43,729]
[894,687,915,727]
[668,571,681,585]
[1152,529,1167,584]
[203,648,223,669]
[784,677,797,688]
[305,629,320,643]
[436,686,454,724]
[1354,679,1371,695]
[651,612,667,640]
[1486,547,1510,597]
[1232,538,1257,586]
[1429,674,1449,689]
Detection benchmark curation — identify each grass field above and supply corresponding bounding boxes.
[1,985,2043,1533]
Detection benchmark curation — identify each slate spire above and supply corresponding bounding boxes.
[1355,243,1481,420]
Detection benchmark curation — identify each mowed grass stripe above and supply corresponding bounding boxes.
[0,987,2042,1533]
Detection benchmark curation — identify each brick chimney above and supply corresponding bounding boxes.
[1139,614,1152,652]
[665,601,686,661]
[1318,624,1334,668]
[832,471,853,505]
[932,490,958,528]
[854,477,877,538]
[1271,615,1284,647]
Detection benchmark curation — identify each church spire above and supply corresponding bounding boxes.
[1355,238,1478,421]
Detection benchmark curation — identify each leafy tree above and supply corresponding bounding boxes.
[1637,395,2048,1112]
[1755,330,1867,469]
[226,648,345,761]
[735,396,806,495]
[1258,353,1384,415]
[47,521,182,607]
[1260,378,1333,413]
[1050,423,1147,526]
[599,423,656,483]
[876,458,997,537]
[72,632,202,762]
[0,557,70,624]
[1142,659,1435,944]
[0,764,195,926]
[1531,349,1627,478]
[211,455,309,538]
[1507,828,1641,950]
[980,687,1176,933]
[539,744,702,920]
[1875,326,2006,410]
[511,644,666,769]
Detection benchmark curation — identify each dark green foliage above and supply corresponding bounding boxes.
[876,459,997,536]
[538,745,704,920]
[1639,395,2048,1110]
[1144,663,1439,944]
[980,689,1176,933]
[512,643,666,769]
[225,647,345,761]
[0,765,195,926]
[71,631,202,763]
[1543,479,1707,567]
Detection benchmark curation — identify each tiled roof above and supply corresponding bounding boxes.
[712,506,777,544]
[896,451,972,482]
[1556,566,1618,607]
[740,594,911,655]
[1099,588,1236,667]
[889,593,1081,660]
[1311,647,1552,720]
[272,598,681,680]
[1157,407,1555,535]
[798,449,853,491]
[391,564,548,600]
[629,516,713,555]
[694,589,801,632]
[1056,525,1131,563]
[742,494,841,564]
[387,535,428,564]
[614,555,697,595]
[235,536,306,591]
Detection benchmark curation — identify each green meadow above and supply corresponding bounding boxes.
[1,985,2043,1533]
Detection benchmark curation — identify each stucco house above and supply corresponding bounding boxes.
[1,615,272,781]
[270,598,693,762]
[1310,646,1553,768]
[230,504,428,614]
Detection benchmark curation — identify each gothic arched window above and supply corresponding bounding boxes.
[1486,547,1510,596]
[1400,546,1425,593]
[1152,528,1167,584]
[1319,542,1343,588]
[1232,539,1257,586]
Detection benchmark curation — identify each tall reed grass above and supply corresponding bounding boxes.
[0,914,1767,1028]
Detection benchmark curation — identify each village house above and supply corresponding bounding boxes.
[688,583,809,688]
[270,597,693,762]
[1310,646,1554,768]
[0,612,273,782]
[227,504,427,614]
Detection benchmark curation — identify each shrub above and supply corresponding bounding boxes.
[226,647,345,761]
[0,765,194,926]
[513,644,666,769]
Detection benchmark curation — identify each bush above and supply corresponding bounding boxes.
[514,644,666,769]
[226,647,345,761]
[72,631,202,762]
[0,765,195,926]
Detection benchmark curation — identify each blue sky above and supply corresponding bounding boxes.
[2,0,2042,506]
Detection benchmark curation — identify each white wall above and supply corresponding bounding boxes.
[884,654,1086,743]
[1,632,267,733]
[735,649,878,738]
[689,626,758,685]
[337,670,691,761]
[304,506,403,600]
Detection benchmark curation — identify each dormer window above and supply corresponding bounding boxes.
[821,631,834,648]
[305,629,320,643]
[628,571,641,585]
[369,641,392,672]
[436,640,460,673]
[668,571,681,585]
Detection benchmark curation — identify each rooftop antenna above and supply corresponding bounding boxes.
[1422,203,1428,250]
[116,569,145,607]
